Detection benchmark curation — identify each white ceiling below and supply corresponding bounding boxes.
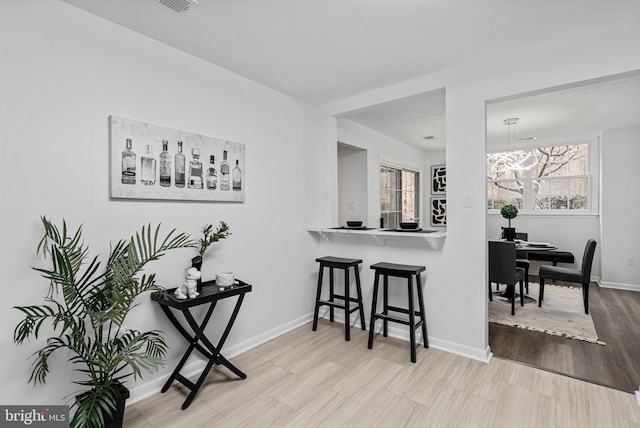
[487,71,640,149]
[338,88,446,151]
[62,0,640,150]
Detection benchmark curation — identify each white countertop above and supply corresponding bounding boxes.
[307,227,447,249]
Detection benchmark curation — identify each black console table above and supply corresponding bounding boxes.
[151,279,252,410]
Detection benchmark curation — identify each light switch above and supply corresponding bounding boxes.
[464,194,473,208]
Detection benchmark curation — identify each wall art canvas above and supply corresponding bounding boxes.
[430,197,447,227]
[431,164,446,195]
[109,116,245,202]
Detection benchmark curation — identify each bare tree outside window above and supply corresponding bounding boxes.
[487,143,590,212]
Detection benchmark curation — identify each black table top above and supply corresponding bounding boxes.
[151,279,252,309]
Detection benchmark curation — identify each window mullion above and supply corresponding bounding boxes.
[524,167,533,213]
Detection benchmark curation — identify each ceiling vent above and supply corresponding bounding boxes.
[154,0,193,13]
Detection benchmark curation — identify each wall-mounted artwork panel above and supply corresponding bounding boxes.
[430,197,447,227]
[109,116,245,202]
[431,164,446,195]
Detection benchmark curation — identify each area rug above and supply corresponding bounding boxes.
[489,282,606,345]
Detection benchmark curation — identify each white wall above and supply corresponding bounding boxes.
[337,144,368,226]
[601,126,640,290]
[1,1,321,406]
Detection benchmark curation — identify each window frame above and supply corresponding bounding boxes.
[487,137,599,216]
[379,158,422,229]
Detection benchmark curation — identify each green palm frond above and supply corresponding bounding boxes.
[29,335,71,385]
[108,330,168,380]
[37,216,85,263]
[101,224,195,328]
[33,217,104,323]
[13,305,56,344]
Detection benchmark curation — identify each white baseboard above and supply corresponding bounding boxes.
[532,275,639,293]
[317,309,493,364]
[369,322,493,364]
[127,312,314,405]
[598,280,640,292]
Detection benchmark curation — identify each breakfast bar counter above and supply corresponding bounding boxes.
[308,227,446,250]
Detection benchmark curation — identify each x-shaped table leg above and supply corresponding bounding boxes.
[160,294,247,409]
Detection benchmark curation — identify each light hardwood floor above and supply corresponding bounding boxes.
[124,320,640,427]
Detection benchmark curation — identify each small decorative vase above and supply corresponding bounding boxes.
[191,256,203,292]
[503,228,516,241]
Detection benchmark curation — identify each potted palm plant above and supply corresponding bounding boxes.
[13,216,195,428]
[500,204,519,241]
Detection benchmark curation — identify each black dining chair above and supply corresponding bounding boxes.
[538,239,597,314]
[489,241,525,316]
[497,231,530,294]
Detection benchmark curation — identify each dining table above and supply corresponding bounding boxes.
[515,240,558,256]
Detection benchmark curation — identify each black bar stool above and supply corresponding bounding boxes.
[367,262,428,363]
[313,256,366,341]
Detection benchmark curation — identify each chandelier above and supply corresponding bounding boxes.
[488,118,538,173]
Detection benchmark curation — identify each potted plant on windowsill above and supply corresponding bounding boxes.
[500,204,519,241]
[191,221,231,290]
[13,216,195,428]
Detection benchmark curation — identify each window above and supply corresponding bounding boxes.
[380,163,419,228]
[487,141,593,213]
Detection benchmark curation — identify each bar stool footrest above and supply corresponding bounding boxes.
[326,294,364,304]
[384,305,424,316]
[318,299,364,314]
[372,313,425,328]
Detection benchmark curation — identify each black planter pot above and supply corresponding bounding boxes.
[503,227,516,241]
[106,385,130,428]
[191,256,203,292]
[76,383,130,428]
